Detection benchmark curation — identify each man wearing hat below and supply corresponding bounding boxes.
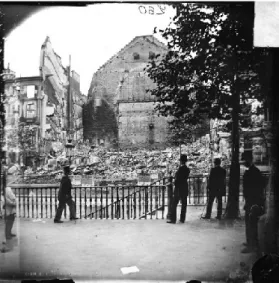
[241,150,265,253]
[202,157,226,220]
[167,154,190,224]
[54,164,78,223]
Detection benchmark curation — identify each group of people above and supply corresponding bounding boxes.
[1,151,266,255]
[167,151,266,254]
[166,154,226,224]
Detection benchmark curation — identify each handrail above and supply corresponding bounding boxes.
[87,186,142,218]
[139,205,164,219]
[87,185,165,219]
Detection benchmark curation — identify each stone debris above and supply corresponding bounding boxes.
[7,135,231,184]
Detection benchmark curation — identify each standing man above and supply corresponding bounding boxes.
[202,158,226,220]
[1,185,17,254]
[3,186,17,239]
[54,164,78,223]
[167,154,190,224]
[241,151,265,253]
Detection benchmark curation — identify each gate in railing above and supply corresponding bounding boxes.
[10,173,269,220]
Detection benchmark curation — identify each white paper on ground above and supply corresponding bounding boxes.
[120,266,139,275]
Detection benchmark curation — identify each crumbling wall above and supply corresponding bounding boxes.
[86,35,169,147]
[40,37,85,142]
[88,36,167,104]
[83,98,118,147]
[40,37,68,138]
[118,102,170,149]
[71,71,85,141]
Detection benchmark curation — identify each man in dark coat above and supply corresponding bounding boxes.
[241,151,265,253]
[202,158,226,220]
[167,154,190,224]
[54,165,78,223]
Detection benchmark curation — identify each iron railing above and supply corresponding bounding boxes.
[9,173,270,220]
[10,184,167,220]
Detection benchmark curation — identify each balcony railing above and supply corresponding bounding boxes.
[9,174,270,220]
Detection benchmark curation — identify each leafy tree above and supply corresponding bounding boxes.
[167,119,195,146]
[146,3,268,218]
[6,122,38,167]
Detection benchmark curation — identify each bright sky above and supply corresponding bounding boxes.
[4,4,176,95]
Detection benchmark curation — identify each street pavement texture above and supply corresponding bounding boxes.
[0,206,257,283]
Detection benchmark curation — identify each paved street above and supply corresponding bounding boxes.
[0,206,257,282]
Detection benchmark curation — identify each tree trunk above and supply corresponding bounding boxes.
[225,90,240,219]
[225,67,240,219]
[257,48,279,254]
[261,49,279,254]
[209,119,215,166]
[271,49,279,253]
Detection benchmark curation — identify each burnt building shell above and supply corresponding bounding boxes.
[84,35,172,149]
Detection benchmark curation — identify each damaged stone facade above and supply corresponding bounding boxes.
[83,98,118,147]
[40,37,68,141]
[40,37,86,143]
[84,35,170,149]
[70,70,87,141]
[4,66,52,166]
[4,37,85,166]
[118,102,170,149]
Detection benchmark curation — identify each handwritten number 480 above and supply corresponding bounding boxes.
[138,5,166,15]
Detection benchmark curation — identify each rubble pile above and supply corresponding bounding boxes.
[8,134,231,184]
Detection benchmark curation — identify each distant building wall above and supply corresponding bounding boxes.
[40,36,85,143]
[4,73,51,166]
[71,70,85,141]
[40,37,68,139]
[118,102,170,149]
[83,98,118,147]
[85,35,169,148]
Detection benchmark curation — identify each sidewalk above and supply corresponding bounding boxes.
[0,206,257,282]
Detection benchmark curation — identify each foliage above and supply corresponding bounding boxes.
[6,122,37,153]
[146,3,267,127]
[146,3,268,218]
[219,100,265,132]
[167,119,195,146]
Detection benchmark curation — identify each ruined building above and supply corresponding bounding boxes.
[4,37,86,166]
[83,35,171,149]
[40,37,86,143]
[4,66,52,166]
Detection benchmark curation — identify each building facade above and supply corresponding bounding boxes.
[4,37,86,167]
[40,36,86,144]
[4,67,53,166]
[84,35,171,149]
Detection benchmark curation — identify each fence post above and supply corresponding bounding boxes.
[166,175,173,221]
